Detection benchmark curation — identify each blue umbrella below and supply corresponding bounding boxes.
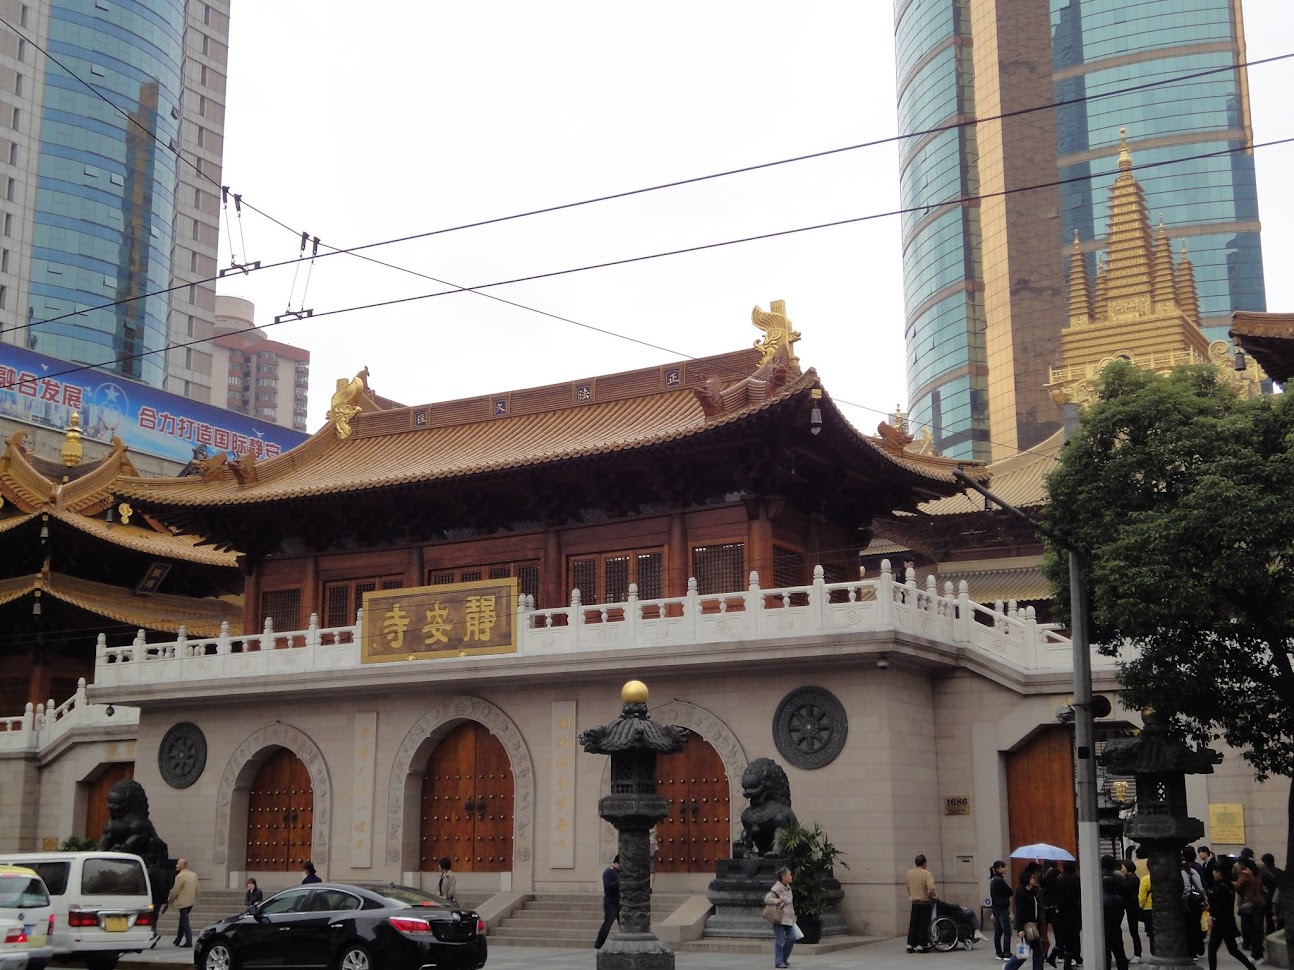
[1010,842,1075,861]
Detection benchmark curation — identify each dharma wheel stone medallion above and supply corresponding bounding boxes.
[158,722,207,789]
[774,687,847,769]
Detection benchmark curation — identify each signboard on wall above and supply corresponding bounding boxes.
[1208,803,1245,844]
[361,578,518,663]
[944,796,971,816]
[0,342,306,464]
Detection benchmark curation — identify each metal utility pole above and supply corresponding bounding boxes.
[952,465,1102,968]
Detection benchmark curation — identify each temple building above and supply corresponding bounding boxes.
[1,180,1287,941]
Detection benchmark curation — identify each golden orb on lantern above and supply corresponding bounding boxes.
[621,680,649,704]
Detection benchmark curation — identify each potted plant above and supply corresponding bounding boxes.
[781,820,848,944]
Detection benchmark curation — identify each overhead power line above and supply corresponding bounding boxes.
[1,135,1289,464]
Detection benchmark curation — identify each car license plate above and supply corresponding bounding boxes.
[105,916,128,932]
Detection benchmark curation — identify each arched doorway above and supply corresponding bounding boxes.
[84,763,134,841]
[419,722,513,872]
[656,735,730,873]
[245,748,314,870]
[1006,726,1076,880]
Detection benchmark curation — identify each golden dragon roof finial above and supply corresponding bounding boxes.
[751,299,802,374]
[327,366,370,440]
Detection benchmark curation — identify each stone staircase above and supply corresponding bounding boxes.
[152,890,246,946]
[489,892,691,948]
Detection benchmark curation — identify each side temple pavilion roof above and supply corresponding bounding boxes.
[0,431,238,568]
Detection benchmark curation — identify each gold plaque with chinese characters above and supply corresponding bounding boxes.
[361,577,518,663]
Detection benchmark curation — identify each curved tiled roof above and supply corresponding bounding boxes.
[915,430,1063,516]
[113,361,984,509]
[48,510,238,567]
[0,570,241,637]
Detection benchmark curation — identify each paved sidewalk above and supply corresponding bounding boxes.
[105,931,1268,970]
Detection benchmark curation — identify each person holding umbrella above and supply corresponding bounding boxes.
[1006,865,1045,970]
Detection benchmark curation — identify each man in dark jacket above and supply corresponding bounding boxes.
[594,855,621,949]
[990,861,1014,959]
[1048,862,1082,967]
[1102,874,1129,970]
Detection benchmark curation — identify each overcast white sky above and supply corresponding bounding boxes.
[214,1,1294,441]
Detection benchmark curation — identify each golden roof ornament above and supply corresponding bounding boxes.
[117,502,133,525]
[327,366,370,440]
[60,412,84,467]
[751,300,801,374]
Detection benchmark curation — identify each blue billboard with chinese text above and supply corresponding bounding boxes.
[0,342,307,464]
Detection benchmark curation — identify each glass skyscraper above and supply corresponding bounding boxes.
[894,0,1265,461]
[0,0,230,395]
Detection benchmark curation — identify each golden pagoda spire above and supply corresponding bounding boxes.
[60,412,84,467]
[1176,242,1200,329]
[1067,231,1092,326]
[1152,217,1176,308]
[1101,128,1155,314]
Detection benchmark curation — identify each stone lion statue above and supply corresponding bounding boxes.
[734,757,798,857]
[98,779,169,869]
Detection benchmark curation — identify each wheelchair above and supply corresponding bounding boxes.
[929,900,980,951]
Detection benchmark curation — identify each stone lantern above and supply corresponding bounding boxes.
[580,680,690,970]
[1100,710,1221,970]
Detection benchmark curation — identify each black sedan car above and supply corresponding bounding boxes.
[195,883,486,970]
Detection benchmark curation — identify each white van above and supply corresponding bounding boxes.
[0,854,154,970]
[0,866,53,970]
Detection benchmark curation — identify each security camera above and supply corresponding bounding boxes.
[876,658,890,670]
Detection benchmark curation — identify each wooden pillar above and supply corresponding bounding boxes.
[406,545,424,589]
[243,561,261,634]
[542,529,562,608]
[667,512,688,596]
[302,555,319,623]
[746,502,774,586]
[806,516,822,575]
[26,658,50,709]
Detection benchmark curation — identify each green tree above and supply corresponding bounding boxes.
[1042,361,1294,928]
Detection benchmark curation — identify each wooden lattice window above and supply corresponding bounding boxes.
[323,576,402,627]
[567,550,662,604]
[427,561,540,605]
[772,546,806,589]
[691,542,745,595]
[261,588,302,632]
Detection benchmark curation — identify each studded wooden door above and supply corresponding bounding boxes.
[245,748,314,871]
[656,736,730,873]
[419,722,514,872]
[84,763,134,841]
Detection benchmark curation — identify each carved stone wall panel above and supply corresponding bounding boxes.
[385,696,535,872]
[773,686,848,770]
[213,723,332,869]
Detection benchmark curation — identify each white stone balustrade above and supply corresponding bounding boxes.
[0,678,137,754]
[89,561,1109,693]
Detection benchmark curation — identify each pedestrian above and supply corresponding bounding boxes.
[1047,861,1081,968]
[1198,846,1215,883]
[1137,868,1155,956]
[1181,849,1208,958]
[1261,853,1282,935]
[594,854,621,950]
[1117,860,1143,963]
[1235,856,1266,961]
[1006,865,1044,970]
[1101,873,1129,970]
[649,828,660,890]
[437,857,458,907]
[1207,859,1257,970]
[764,865,798,969]
[166,858,198,948]
[301,860,321,884]
[244,878,262,910]
[906,853,938,953]
[990,861,1014,960]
